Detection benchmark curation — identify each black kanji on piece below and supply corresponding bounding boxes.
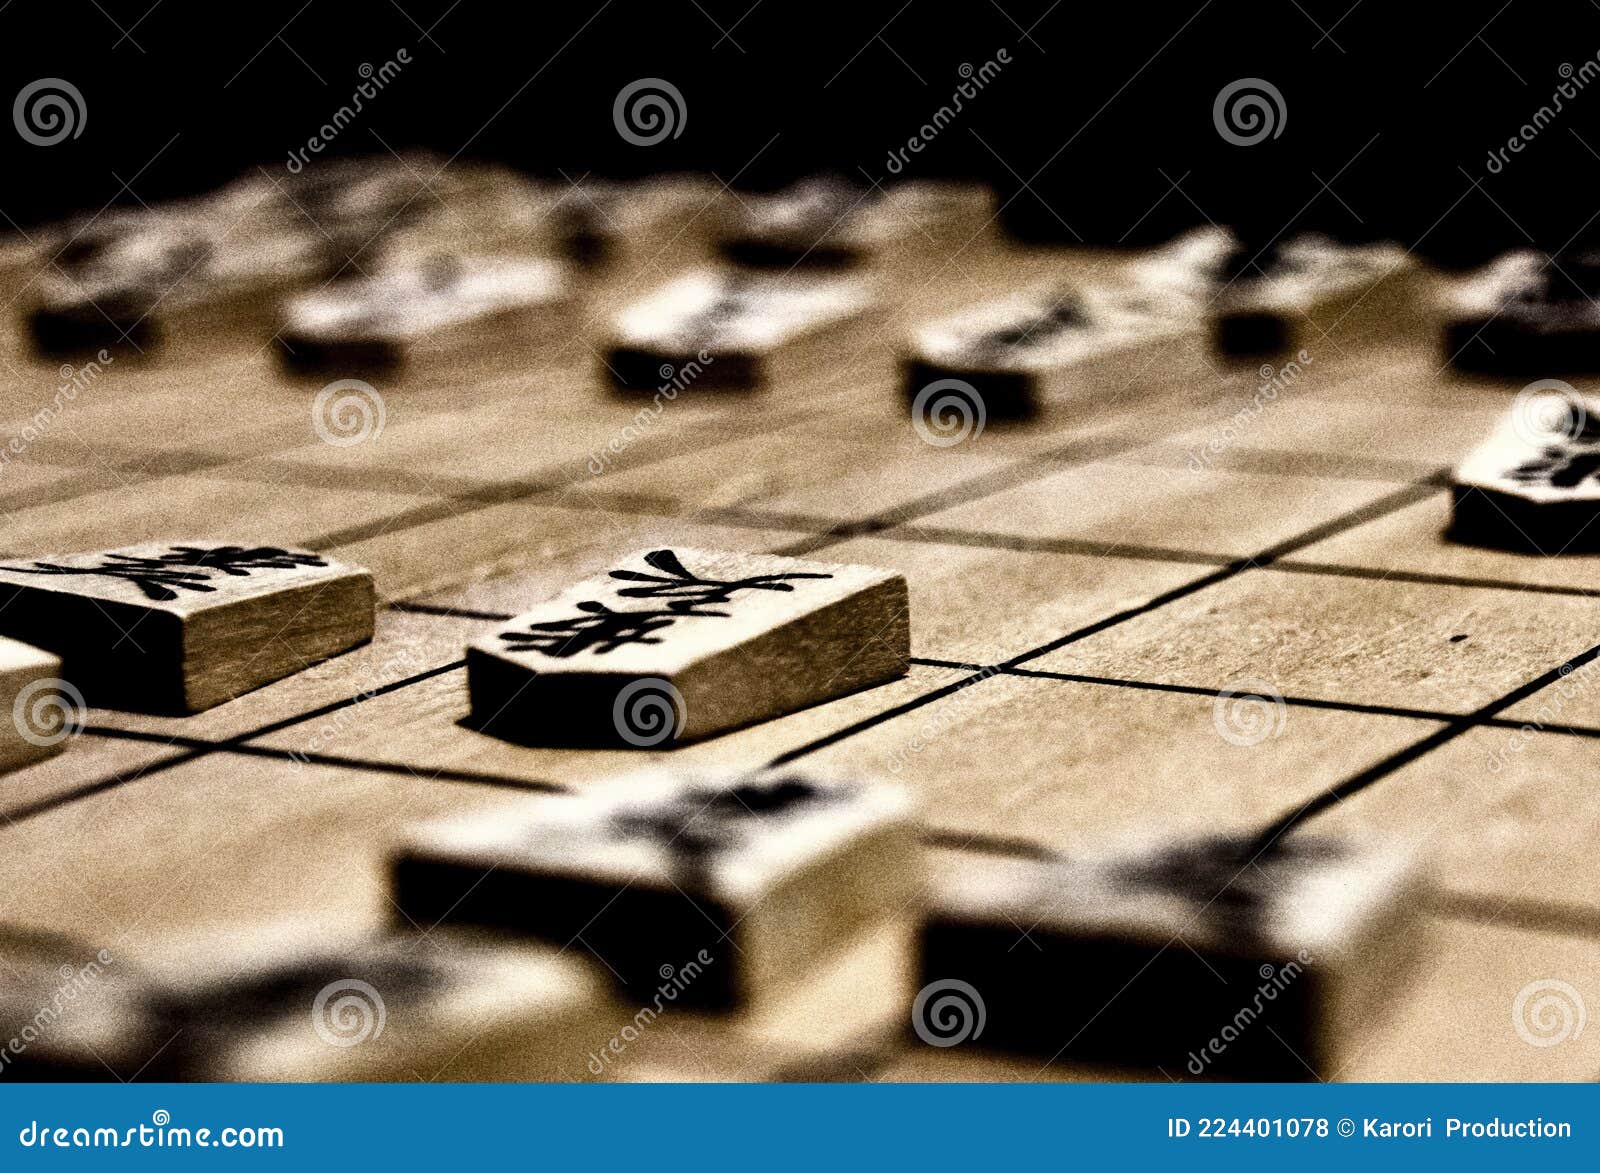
[497,550,834,658]
[8,546,327,602]
[609,776,836,857]
[497,600,699,658]
[1507,446,1600,489]
[608,549,832,612]
[971,298,1084,361]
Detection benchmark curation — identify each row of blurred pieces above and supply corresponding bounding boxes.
[14,155,1599,413]
[0,768,1415,1082]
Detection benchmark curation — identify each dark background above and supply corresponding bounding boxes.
[2,1,1599,264]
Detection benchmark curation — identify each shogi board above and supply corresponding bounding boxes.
[3,186,1600,1087]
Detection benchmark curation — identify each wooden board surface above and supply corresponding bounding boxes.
[2,184,1598,1084]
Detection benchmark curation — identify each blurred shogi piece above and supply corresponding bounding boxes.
[0,541,374,714]
[0,637,72,774]
[24,174,340,354]
[283,152,457,281]
[918,836,1421,1079]
[901,277,1209,421]
[1450,386,1600,552]
[1208,232,1418,356]
[602,268,877,390]
[395,770,920,1012]
[466,547,908,746]
[26,213,210,354]
[277,253,571,372]
[146,933,612,1081]
[1443,251,1600,374]
[717,177,992,276]
[0,932,159,1079]
[542,175,720,277]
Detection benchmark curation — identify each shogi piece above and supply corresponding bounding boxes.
[149,934,610,1081]
[26,218,208,355]
[0,541,375,714]
[1210,234,1417,357]
[918,836,1421,1080]
[902,282,1202,420]
[1451,394,1600,552]
[546,176,717,275]
[394,770,919,1011]
[0,934,161,1080]
[276,255,570,373]
[0,637,70,773]
[602,269,875,391]
[467,547,908,746]
[717,178,992,273]
[1443,251,1600,374]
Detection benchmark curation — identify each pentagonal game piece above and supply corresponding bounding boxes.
[394,770,919,1011]
[277,255,570,372]
[902,282,1203,420]
[0,541,375,714]
[602,269,875,391]
[147,932,611,1081]
[1211,234,1416,357]
[466,547,908,745]
[718,178,991,273]
[1444,250,1600,374]
[0,637,74,773]
[917,836,1421,1079]
[1451,387,1600,552]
